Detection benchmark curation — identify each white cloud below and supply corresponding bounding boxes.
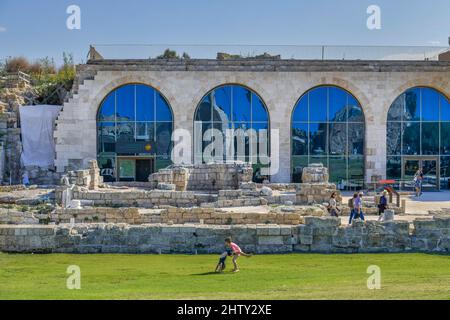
[0,26,6,32]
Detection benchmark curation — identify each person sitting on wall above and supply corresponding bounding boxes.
[327,192,340,217]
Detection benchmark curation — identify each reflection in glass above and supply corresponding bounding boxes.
[309,87,328,122]
[421,122,439,155]
[404,88,420,121]
[386,157,401,179]
[421,88,440,121]
[402,122,420,155]
[292,124,308,155]
[97,84,173,181]
[328,87,347,122]
[98,93,115,121]
[195,85,269,171]
[348,123,364,155]
[441,123,450,155]
[292,156,309,183]
[116,85,135,121]
[329,123,346,155]
[291,86,365,187]
[386,87,450,189]
[136,85,154,121]
[387,122,402,155]
[309,123,328,155]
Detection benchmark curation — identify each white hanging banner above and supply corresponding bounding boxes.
[19,105,62,167]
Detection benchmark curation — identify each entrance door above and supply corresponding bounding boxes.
[421,159,439,190]
[136,159,153,182]
[401,157,440,191]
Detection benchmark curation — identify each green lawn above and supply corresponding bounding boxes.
[1,253,450,300]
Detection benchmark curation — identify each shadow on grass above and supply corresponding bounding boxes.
[190,271,227,276]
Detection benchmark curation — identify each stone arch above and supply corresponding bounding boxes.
[88,74,177,121]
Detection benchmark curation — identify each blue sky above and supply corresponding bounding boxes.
[0,0,449,65]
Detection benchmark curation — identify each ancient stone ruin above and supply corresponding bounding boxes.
[296,163,341,205]
[148,162,253,191]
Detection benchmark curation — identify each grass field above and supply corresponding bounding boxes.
[1,253,450,300]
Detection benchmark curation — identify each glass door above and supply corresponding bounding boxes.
[402,159,419,190]
[421,159,439,190]
[402,157,440,191]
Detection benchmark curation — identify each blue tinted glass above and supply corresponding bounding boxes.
[196,95,212,121]
[212,86,232,122]
[116,85,135,121]
[329,122,346,155]
[441,122,450,155]
[387,95,404,121]
[329,156,347,183]
[386,157,401,179]
[293,95,308,122]
[310,156,328,169]
[402,122,420,155]
[387,122,402,155]
[421,122,439,155]
[251,93,268,122]
[252,122,269,158]
[348,123,364,155]
[347,95,364,122]
[136,85,154,121]
[292,156,309,182]
[97,122,116,153]
[156,122,173,156]
[98,92,115,121]
[441,96,450,121]
[136,122,154,142]
[309,87,328,122]
[292,123,308,155]
[328,87,347,122]
[441,157,450,189]
[404,88,420,121]
[348,155,364,180]
[309,123,328,155]
[233,86,251,122]
[421,88,440,121]
[156,93,172,121]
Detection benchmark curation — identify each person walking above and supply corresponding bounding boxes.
[413,170,421,197]
[353,192,365,222]
[378,190,388,221]
[348,193,358,224]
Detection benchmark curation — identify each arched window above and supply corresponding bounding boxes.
[97,84,173,182]
[291,86,365,189]
[386,87,450,190]
[194,84,270,182]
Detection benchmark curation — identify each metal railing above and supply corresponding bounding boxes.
[89,44,450,61]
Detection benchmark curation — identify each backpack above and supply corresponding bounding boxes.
[347,198,354,209]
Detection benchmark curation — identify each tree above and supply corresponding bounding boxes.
[157,49,179,59]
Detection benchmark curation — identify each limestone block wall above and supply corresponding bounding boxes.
[69,190,200,208]
[53,205,324,225]
[2,216,450,254]
[54,60,450,183]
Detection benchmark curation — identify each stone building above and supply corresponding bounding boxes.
[53,58,450,190]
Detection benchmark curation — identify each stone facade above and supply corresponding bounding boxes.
[1,216,450,254]
[53,59,450,184]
